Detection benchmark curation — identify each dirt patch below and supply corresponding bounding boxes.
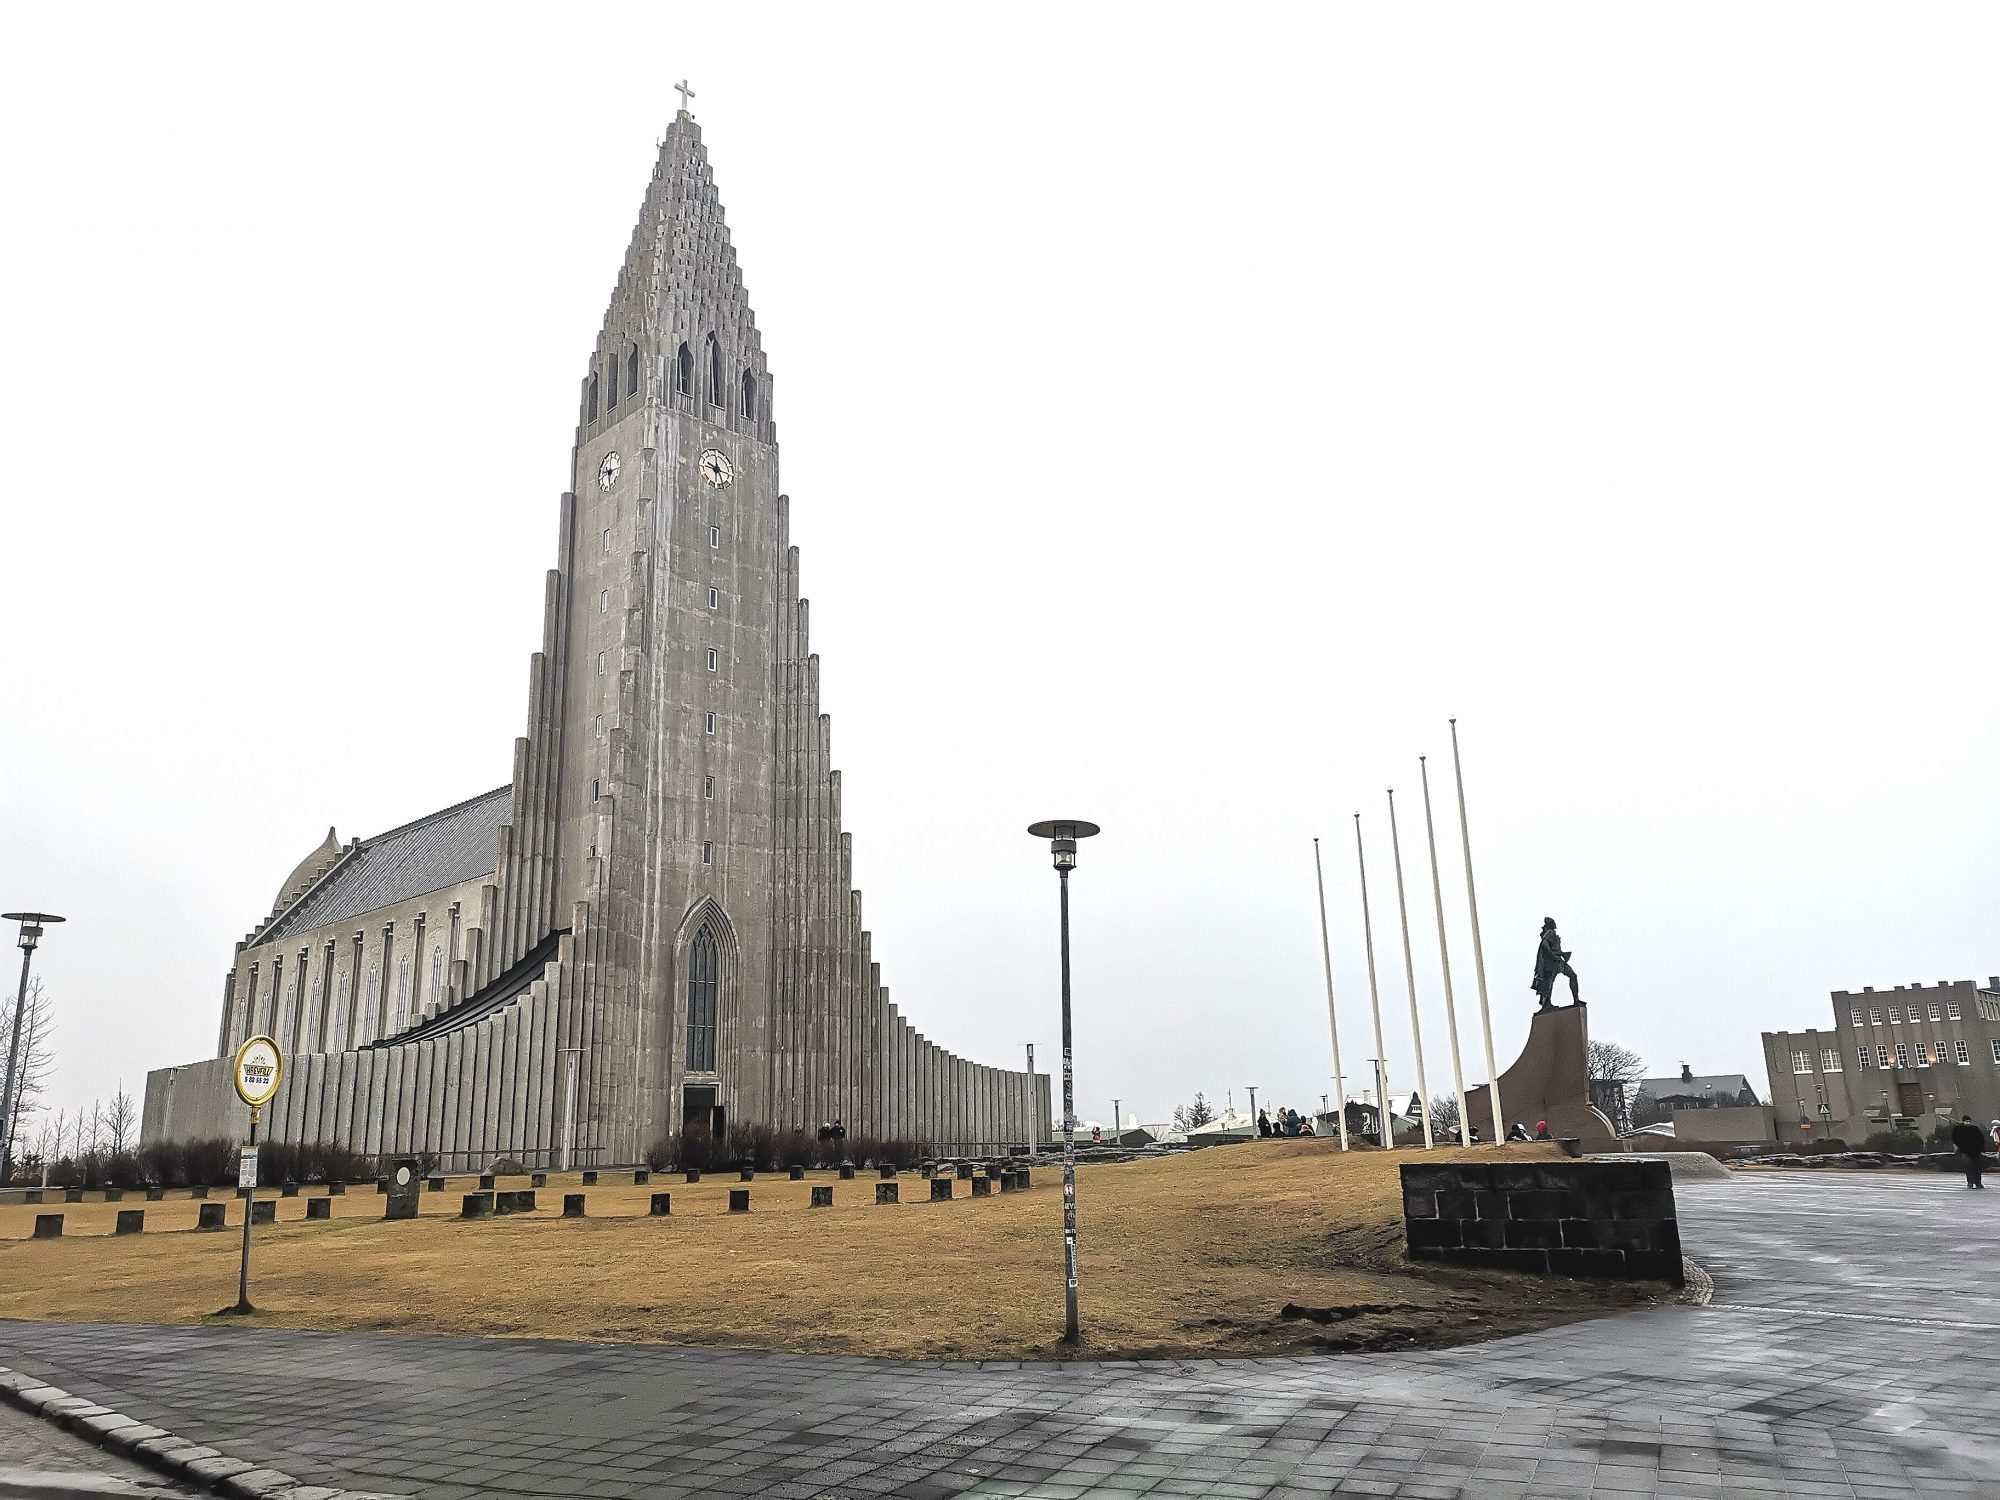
[0,1142,1659,1360]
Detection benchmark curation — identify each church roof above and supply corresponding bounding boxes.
[260,787,510,944]
[1639,1073,1756,1102]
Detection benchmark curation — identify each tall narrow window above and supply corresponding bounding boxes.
[607,354,619,408]
[597,651,606,675]
[1893,1043,1908,1068]
[709,525,720,548]
[1876,1045,1890,1068]
[602,528,611,554]
[741,368,756,420]
[1791,1050,1810,1075]
[686,924,718,1071]
[706,647,718,671]
[599,589,609,614]
[704,711,716,734]
[705,333,723,408]
[676,342,694,396]
[586,374,599,421]
[703,774,715,799]
[701,840,714,865]
[707,587,720,608]
[627,344,639,395]
[594,715,604,739]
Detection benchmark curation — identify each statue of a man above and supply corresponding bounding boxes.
[1531,917,1579,1010]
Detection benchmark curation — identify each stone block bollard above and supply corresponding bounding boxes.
[531,1172,547,1188]
[33,1213,62,1239]
[650,1192,673,1216]
[788,1165,805,1181]
[306,1198,331,1221]
[104,1187,124,1202]
[197,1202,226,1230]
[810,1186,833,1208]
[145,1186,164,1201]
[930,1178,954,1202]
[250,1200,277,1226]
[191,1184,209,1199]
[1013,1169,1032,1191]
[998,1173,1016,1193]
[462,1193,494,1219]
[115,1210,144,1235]
[563,1193,586,1218]
[328,1181,346,1196]
[479,1173,496,1190]
[738,1167,755,1183]
[878,1164,896,1180]
[281,1183,298,1198]
[971,1177,992,1198]
[496,1190,536,1214]
[581,1170,599,1187]
[633,1169,650,1185]
[23,1190,41,1204]
[376,1177,389,1194]
[955,1162,974,1180]
[684,1168,701,1184]
[728,1189,750,1213]
[63,1189,82,1204]
[427,1176,446,1193]
[876,1182,899,1204]
[839,1163,856,1181]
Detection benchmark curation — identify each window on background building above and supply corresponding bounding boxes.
[602,528,611,554]
[707,587,720,608]
[1928,1004,1941,1021]
[1894,1044,1909,1068]
[704,711,716,734]
[1947,1001,1962,1020]
[1990,1039,1999,1065]
[591,778,599,800]
[1869,1009,1882,1025]
[709,525,720,548]
[1889,1008,1902,1024]
[599,589,608,614]
[701,840,714,865]
[1821,1049,1841,1072]
[1857,1049,1870,1070]
[1877,1046,1891,1068]
[706,647,718,671]
[1851,1009,1864,1027]
[703,775,714,799]
[594,715,603,739]
[597,651,606,675]
[1792,1050,1811,1075]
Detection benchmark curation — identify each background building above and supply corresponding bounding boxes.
[1762,977,2000,1145]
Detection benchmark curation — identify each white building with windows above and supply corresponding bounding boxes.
[1761,976,2000,1144]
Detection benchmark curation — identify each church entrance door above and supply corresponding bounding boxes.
[682,1084,725,1141]
[1896,1082,1924,1119]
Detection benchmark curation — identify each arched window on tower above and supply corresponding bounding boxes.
[686,922,719,1071]
[741,368,756,421]
[585,374,599,422]
[626,343,639,396]
[705,334,724,410]
[675,342,693,396]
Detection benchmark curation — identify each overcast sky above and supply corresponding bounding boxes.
[3,5,1995,1138]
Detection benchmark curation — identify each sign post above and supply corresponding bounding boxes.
[224,1035,283,1316]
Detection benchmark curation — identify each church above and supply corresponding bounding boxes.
[141,105,1050,1166]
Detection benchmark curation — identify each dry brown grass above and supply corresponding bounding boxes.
[0,1140,1652,1359]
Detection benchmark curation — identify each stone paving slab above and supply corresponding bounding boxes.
[1,1173,1996,1497]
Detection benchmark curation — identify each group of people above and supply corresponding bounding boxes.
[1506,1120,1555,1142]
[1256,1107,1316,1138]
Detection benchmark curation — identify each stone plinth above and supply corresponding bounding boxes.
[63,1190,81,1204]
[191,1184,209,1199]
[930,1178,954,1202]
[1401,1159,1683,1283]
[23,1190,41,1204]
[878,1164,895,1179]
[306,1198,331,1220]
[838,1163,855,1180]
[633,1169,650,1185]
[115,1210,144,1235]
[462,1192,494,1219]
[876,1182,899,1204]
[427,1176,446,1192]
[581,1171,599,1187]
[33,1214,61,1239]
[495,1190,536,1214]
[810,1186,833,1207]
[649,1192,672,1216]
[788,1165,805,1181]
[104,1188,124,1202]
[327,1181,346,1196]
[562,1193,586,1217]
[1461,1003,1617,1149]
[250,1200,276,1225]
[145,1187,164,1201]
[196,1202,226,1230]
[478,1173,496,1190]
[970,1177,992,1198]
[685,1169,701,1184]
[531,1172,547,1188]
[738,1167,754,1183]
[281,1184,298,1198]
[728,1189,750,1212]
[383,1159,421,1221]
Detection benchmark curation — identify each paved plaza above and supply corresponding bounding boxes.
[1,1171,1993,1498]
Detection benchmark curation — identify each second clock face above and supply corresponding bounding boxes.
[699,449,735,489]
[598,451,622,490]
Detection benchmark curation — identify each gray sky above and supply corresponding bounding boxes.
[3,4,1996,1136]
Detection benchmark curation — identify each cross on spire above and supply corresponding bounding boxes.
[675,80,695,116]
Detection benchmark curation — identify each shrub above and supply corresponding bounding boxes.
[644,1137,676,1171]
[670,1124,727,1173]
[1862,1129,1924,1155]
[725,1120,779,1173]
[775,1131,817,1170]
[103,1151,144,1190]
[46,1155,79,1189]
[873,1137,927,1171]
[184,1137,237,1187]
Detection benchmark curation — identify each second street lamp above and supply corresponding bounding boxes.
[1027,817,1099,1345]
[2,912,64,1173]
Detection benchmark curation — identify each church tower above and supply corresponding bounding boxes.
[142,105,1050,1166]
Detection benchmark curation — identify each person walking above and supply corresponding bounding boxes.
[1950,1115,1987,1188]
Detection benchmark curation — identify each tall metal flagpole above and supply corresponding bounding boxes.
[1450,718,1504,1144]
[1420,758,1474,1144]
[1353,814,1393,1148]
[1386,790,1435,1149]
[1310,839,1350,1151]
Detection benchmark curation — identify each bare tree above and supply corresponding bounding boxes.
[82,1101,104,1158]
[1587,1039,1646,1131]
[1171,1092,1216,1130]
[1,976,56,1171]
[106,1085,136,1154]
[1429,1092,1462,1136]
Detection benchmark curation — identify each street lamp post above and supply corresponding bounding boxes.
[1027,817,1100,1346]
[2,913,64,1174]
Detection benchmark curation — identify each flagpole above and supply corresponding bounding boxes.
[1387,790,1435,1148]
[1353,814,1393,1148]
[1310,839,1351,1151]
[1419,757,1473,1145]
[1450,717,1504,1145]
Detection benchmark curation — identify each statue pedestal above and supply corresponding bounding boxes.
[1462,1003,1615,1148]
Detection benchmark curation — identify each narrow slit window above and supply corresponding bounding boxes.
[591,778,600,800]
[607,355,619,408]
[627,344,639,395]
[676,342,693,396]
[586,374,598,421]
[706,647,718,671]
[704,711,716,735]
[597,651,606,675]
[599,589,609,614]
[741,368,756,420]
[701,840,714,865]
[707,587,720,608]
[709,525,720,548]
[703,774,715,799]
[602,528,611,554]
[594,715,604,739]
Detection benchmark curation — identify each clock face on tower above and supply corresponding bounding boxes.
[698,449,735,489]
[597,452,622,490]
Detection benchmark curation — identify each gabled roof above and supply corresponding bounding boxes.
[1640,1073,1755,1100]
[259,788,510,944]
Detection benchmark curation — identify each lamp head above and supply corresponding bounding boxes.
[1027,820,1100,873]
[4,913,64,954]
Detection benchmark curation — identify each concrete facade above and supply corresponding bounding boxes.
[143,111,1050,1166]
[1761,976,2000,1144]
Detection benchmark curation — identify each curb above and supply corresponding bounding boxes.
[1677,1256,1715,1307]
[0,1365,408,1500]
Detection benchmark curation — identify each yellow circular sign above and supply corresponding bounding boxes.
[232,1034,284,1108]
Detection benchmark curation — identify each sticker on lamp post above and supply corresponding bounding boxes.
[223,1034,283,1318]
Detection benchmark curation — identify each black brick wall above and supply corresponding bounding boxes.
[1400,1159,1683,1284]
